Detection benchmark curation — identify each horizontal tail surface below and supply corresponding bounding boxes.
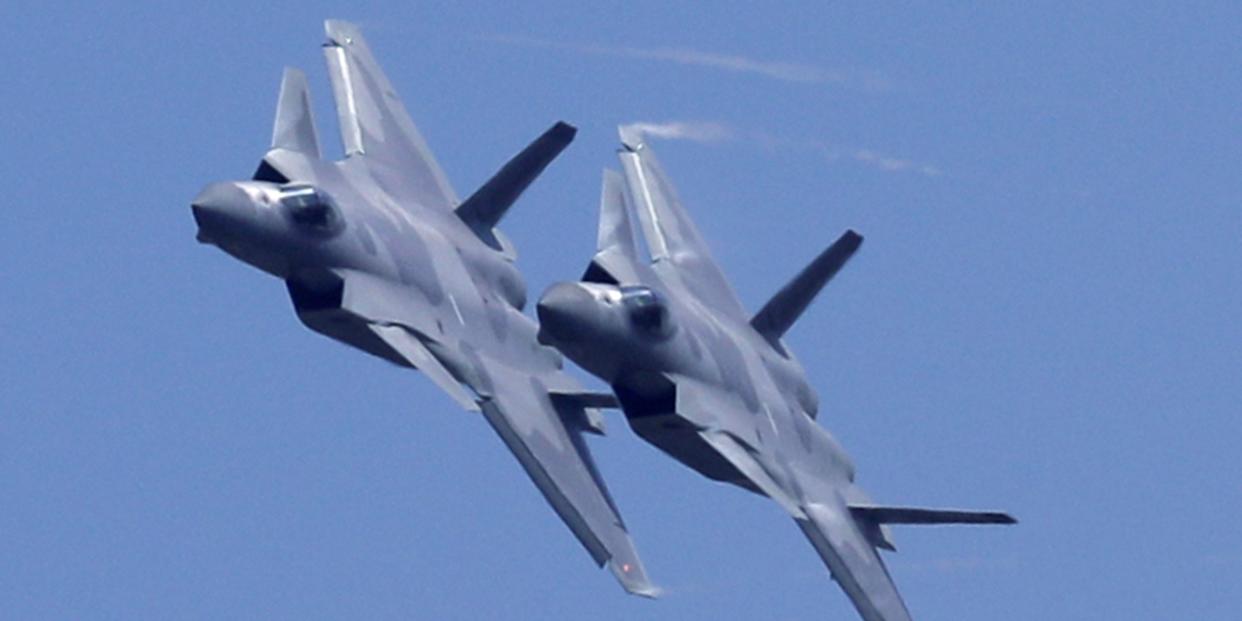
[457,121,577,250]
[850,504,1018,525]
[751,229,862,352]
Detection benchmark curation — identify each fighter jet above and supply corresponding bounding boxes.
[535,127,1015,620]
[190,21,655,596]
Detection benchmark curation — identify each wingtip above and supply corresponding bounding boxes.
[609,559,661,599]
[626,584,663,599]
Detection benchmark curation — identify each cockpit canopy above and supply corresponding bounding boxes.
[279,184,343,234]
[620,285,674,339]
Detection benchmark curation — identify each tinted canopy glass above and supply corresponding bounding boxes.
[620,286,672,337]
[280,185,341,231]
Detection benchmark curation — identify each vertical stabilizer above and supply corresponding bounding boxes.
[271,67,320,158]
[583,169,645,284]
[596,168,637,257]
[615,126,748,319]
[321,19,459,211]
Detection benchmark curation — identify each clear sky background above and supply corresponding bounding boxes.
[3,2,1239,619]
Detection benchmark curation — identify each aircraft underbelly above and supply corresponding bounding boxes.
[626,414,762,495]
[296,307,410,368]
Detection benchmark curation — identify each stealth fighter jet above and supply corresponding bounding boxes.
[190,21,654,596]
[535,127,1015,620]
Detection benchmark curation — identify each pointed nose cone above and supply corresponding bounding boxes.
[191,182,255,244]
[536,283,596,345]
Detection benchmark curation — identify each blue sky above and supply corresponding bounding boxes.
[3,2,1239,619]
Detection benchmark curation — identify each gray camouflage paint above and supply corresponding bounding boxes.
[535,129,1015,620]
[191,20,654,596]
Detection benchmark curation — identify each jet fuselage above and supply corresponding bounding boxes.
[538,280,856,496]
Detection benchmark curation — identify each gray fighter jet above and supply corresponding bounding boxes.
[535,127,1015,620]
[190,21,655,596]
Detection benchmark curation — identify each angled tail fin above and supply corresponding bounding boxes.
[582,169,644,285]
[616,127,748,319]
[253,68,319,183]
[321,19,459,210]
[751,229,863,352]
[271,67,320,158]
[595,169,638,261]
[457,121,577,251]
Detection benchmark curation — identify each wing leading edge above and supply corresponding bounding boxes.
[799,502,914,621]
[694,426,913,620]
[476,359,658,597]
